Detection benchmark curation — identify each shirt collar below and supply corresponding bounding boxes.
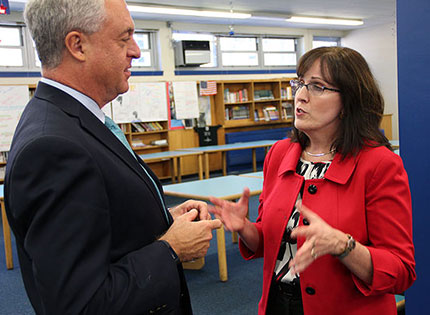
[41,78,106,123]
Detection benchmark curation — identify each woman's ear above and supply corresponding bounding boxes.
[64,31,86,62]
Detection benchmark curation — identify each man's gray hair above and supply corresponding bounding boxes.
[24,0,106,69]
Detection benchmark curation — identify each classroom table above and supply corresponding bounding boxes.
[0,184,13,270]
[178,140,277,179]
[139,150,204,183]
[239,171,264,178]
[163,175,264,282]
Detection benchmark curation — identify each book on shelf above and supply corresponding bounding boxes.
[281,86,293,100]
[0,151,8,163]
[131,139,147,148]
[131,122,146,132]
[254,89,274,101]
[263,106,280,121]
[151,139,168,146]
[225,106,250,120]
[281,102,294,119]
[254,108,265,121]
[224,88,249,103]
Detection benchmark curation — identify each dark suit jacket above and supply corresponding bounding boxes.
[5,82,192,314]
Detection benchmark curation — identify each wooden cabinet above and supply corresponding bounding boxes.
[214,79,295,130]
[119,121,171,179]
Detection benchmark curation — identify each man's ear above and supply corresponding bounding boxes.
[64,31,87,62]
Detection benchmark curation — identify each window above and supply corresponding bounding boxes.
[219,37,258,66]
[312,36,340,49]
[0,26,24,67]
[262,38,297,66]
[173,32,299,70]
[131,31,158,69]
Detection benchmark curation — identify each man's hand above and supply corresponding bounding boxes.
[169,200,211,221]
[160,209,222,262]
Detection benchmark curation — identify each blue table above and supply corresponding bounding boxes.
[139,150,203,183]
[163,175,263,281]
[179,140,277,179]
[1,184,13,269]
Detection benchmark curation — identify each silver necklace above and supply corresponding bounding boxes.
[304,149,336,157]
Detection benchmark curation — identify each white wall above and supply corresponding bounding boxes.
[0,15,344,85]
[342,22,398,139]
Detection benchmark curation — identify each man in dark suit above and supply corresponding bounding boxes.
[4,0,221,314]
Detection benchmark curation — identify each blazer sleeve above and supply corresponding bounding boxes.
[7,135,181,314]
[353,152,416,295]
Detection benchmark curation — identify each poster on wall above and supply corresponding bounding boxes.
[172,81,199,119]
[111,82,168,123]
[0,85,29,151]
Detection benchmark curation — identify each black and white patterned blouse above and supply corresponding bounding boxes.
[273,158,332,284]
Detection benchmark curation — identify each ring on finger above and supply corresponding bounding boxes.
[311,247,318,259]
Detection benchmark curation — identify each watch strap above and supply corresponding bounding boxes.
[335,234,356,259]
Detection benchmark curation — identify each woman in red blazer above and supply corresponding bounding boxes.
[209,47,416,315]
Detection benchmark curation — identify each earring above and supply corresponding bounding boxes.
[339,110,344,120]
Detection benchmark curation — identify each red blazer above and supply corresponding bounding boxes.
[240,139,416,315]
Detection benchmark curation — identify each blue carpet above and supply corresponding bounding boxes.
[0,178,263,314]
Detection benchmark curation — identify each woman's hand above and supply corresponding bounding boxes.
[289,201,348,274]
[208,187,250,232]
[169,200,211,221]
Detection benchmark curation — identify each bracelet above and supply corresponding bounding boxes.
[159,240,180,264]
[334,234,356,259]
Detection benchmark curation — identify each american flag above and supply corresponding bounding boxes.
[0,0,10,15]
[199,81,217,96]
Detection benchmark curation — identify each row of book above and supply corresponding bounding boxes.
[225,106,250,120]
[254,106,280,121]
[0,151,8,163]
[281,86,293,100]
[131,122,164,132]
[254,89,275,101]
[224,88,249,103]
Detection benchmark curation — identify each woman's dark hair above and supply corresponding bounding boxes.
[290,46,391,157]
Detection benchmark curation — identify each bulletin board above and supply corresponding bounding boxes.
[110,82,169,123]
[0,85,29,151]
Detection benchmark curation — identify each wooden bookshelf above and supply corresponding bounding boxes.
[214,79,295,130]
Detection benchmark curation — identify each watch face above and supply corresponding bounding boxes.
[347,236,356,250]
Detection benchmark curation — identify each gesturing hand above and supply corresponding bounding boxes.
[289,202,346,274]
[208,187,250,232]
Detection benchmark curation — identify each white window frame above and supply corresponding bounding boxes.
[0,24,27,70]
[130,30,159,71]
[312,36,341,49]
[173,32,299,71]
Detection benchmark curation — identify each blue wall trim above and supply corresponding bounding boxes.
[131,71,164,76]
[0,71,42,77]
[175,69,296,76]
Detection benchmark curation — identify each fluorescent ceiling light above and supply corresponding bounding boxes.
[286,16,363,26]
[128,5,251,19]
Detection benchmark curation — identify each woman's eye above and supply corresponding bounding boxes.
[310,84,324,91]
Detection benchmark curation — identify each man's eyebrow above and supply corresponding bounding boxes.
[120,27,134,36]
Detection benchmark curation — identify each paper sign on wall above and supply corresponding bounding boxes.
[0,85,29,151]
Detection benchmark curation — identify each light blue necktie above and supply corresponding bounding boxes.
[104,116,170,223]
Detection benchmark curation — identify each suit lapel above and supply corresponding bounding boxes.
[34,82,168,216]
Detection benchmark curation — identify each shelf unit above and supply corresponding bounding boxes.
[214,79,295,130]
[119,121,171,179]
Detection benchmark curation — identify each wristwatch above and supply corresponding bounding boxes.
[335,234,356,259]
[160,240,180,264]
